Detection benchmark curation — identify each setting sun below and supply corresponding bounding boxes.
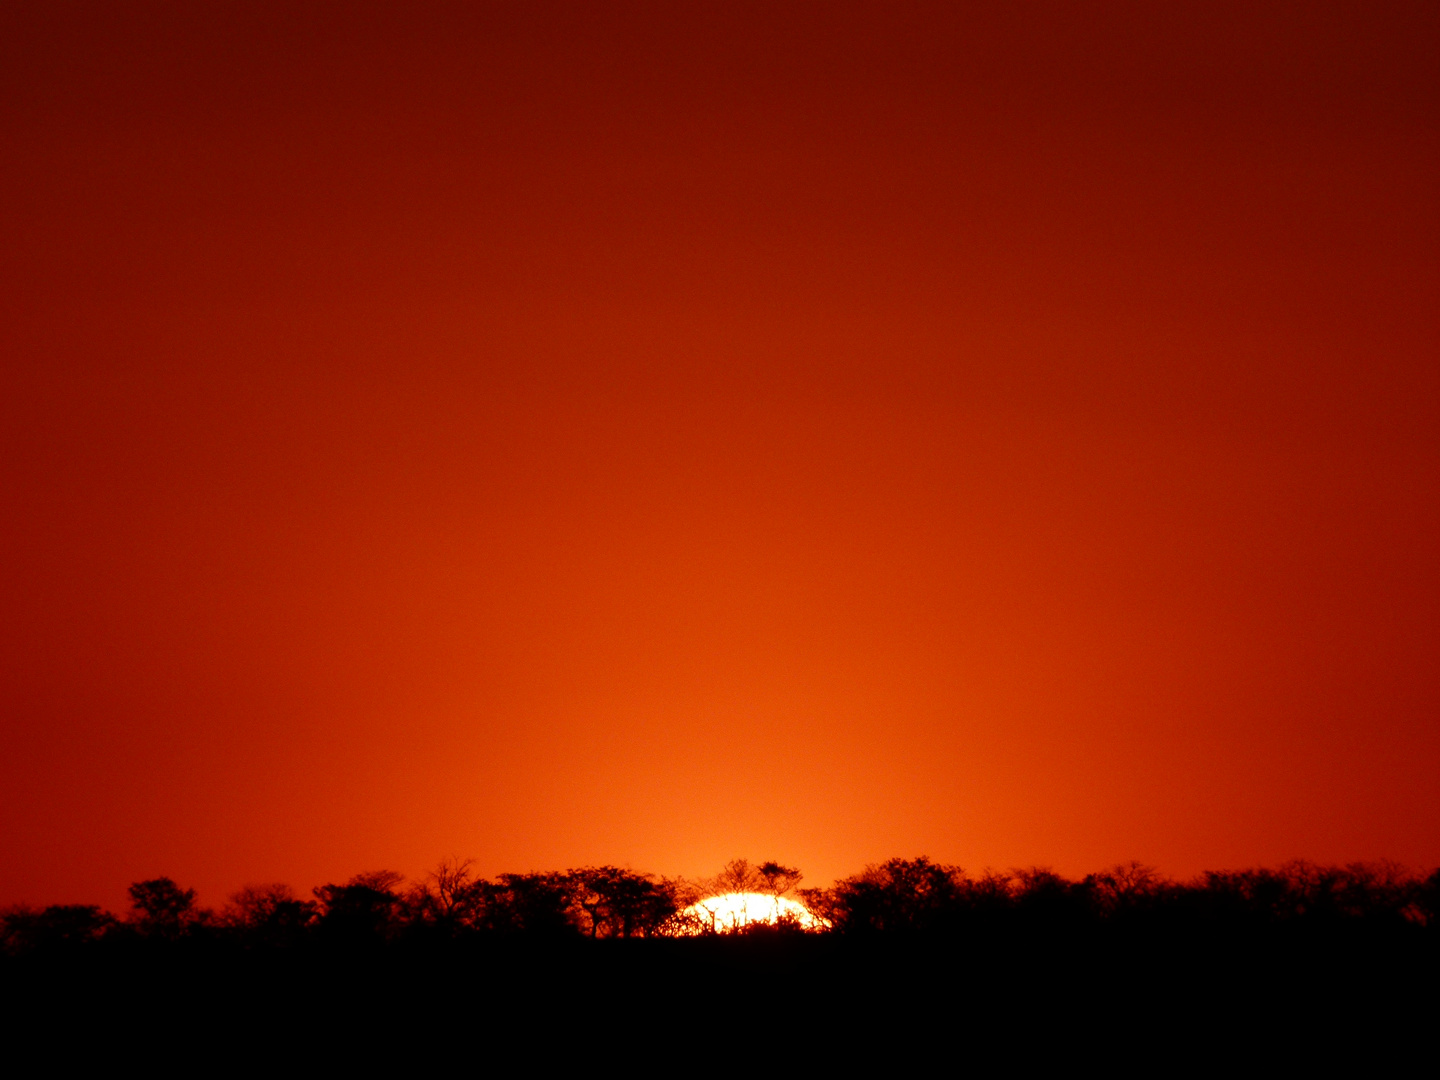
[674,892,823,935]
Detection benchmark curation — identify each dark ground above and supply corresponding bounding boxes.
[3,924,1433,1067]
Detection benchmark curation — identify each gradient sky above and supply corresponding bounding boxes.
[2,2,1437,909]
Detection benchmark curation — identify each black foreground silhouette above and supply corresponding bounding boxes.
[3,858,1436,1060]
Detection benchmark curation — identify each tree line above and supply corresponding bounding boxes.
[4,856,1438,955]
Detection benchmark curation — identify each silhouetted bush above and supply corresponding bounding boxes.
[1,904,114,953]
[1417,868,1440,927]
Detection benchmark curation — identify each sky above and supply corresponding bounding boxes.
[2,2,1437,910]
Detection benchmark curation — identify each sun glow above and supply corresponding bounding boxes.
[672,892,823,935]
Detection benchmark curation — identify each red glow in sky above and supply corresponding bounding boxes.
[2,2,1437,909]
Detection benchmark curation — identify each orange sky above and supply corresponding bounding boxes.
[2,2,1437,910]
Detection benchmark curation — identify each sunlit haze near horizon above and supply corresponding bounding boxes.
[2,2,1437,910]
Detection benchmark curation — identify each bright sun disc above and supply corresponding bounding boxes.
[671,892,823,935]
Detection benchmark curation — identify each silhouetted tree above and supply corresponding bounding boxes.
[314,871,404,942]
[745,861,806,934]
[479,872,580,937]
[758,862,803,902]
[221,884,316,946]
[712,858,763,895]
[570,867,678,938]
[1084,862,1162,917]
[1219,864,1326,922]
[1333,862,1415,923]
[819,857,967,934]
[672,859,783,935]
[962,870,1015,916]
[128,878,201,939]
[407,859,484,936]
[1012,867,1088,924]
